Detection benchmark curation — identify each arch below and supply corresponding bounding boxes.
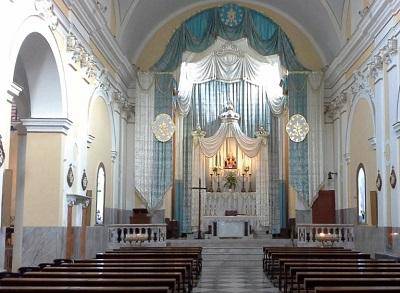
[356,163,367,224]
[345,93,376,156]
[130,0,327,66]
[7,15,68,118]
[87,86,116,153]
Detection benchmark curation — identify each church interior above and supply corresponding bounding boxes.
[0,0,400,292]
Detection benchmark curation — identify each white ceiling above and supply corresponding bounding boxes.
[116,0,349,66]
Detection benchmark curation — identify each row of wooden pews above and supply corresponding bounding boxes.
[0,246,202,292]
[263,246,400,292]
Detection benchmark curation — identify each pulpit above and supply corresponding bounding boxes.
[130,208,151,224]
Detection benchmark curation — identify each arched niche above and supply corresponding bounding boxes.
[15,32,63,118]
[347,98,376,225]
[87,96,113,225]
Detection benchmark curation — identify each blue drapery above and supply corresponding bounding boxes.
[288,73,309,203]
[192,80,270,136]
[152,74,174,208]
[180,80,272,233]
[152,3,305,72]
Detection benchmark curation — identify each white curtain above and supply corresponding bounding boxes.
[134,71,155,206]
[176,38,286,116]
[307,71,324,204]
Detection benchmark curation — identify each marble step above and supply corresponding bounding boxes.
[202,260,263,267]
[202,247,262,254]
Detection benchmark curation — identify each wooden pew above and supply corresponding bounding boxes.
[23,272,185,293]
[314,286,400,292]
[65,259,195,288]
[0,278,177,292]
[282,262,400,292]
[292,268,400,293]
[268,252,370,279]
[304,273,400,292]
[0,286,171,292]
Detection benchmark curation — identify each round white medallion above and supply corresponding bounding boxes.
[285,114,310,142]
[152,113,175,142]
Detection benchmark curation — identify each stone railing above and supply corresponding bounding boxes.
[297,224,355,249]
[107,224,167,248]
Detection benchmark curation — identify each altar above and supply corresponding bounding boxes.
[191,102,270,235]
[202,216,258,238]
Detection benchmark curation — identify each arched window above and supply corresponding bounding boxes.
[96,163,105,225]
[357,164,367,224]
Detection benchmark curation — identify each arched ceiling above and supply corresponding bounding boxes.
[116,0,349,66]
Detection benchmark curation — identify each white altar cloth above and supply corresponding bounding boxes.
[202,216,258,238]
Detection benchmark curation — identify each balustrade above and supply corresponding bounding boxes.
[107,224,167,248]
[297,224,354,249]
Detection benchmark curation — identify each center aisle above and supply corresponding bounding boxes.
[169,239,289,293]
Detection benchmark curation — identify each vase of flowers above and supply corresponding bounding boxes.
[224,172,237,192]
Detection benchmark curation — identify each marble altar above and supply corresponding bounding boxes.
[202,215,258,238]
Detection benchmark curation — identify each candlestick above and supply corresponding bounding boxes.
[248,173,252,192]
[209,174,214,192]
[241,173,246,192]
[216,173,221,192]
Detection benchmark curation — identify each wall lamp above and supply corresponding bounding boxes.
[328,172,338,180]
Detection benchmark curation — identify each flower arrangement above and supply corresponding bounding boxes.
[224,171,237,190]
[212,166,220,175]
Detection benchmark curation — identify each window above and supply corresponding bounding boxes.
[96,163,105,225]
[357,164,367,224]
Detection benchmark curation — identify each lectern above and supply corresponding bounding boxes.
[130,208,151,224]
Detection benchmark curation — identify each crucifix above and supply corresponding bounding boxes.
[191,178,207,239]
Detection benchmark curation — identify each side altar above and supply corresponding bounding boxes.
[191,102,270,237]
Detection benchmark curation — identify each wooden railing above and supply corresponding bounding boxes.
[107,224,167,248]
[297,224,355,248]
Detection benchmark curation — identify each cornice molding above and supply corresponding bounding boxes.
[61,0,135,89]
[20,118,73,135]
[325,0,399,94]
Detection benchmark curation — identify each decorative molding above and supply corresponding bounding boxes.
[344,153,351,165]
[34,0,58,30]
[113,91,134,119]
[351,70,373,98]
[326,92,347,118]
[7,82,23,102]
[20,118,72,135]
[393,121,400,139]
[87,134,95,148]
[66,194,91,207]
[111,150,118,163]
[0,135,5,168]
[368,136,377,150]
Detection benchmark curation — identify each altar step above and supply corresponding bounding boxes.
[203,246,263,267]
[167,238,293,247]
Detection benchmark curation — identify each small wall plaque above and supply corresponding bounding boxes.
[67,164,74,187]
[390,166,397,189]
[376,170,382,191]
[81,169,88,191]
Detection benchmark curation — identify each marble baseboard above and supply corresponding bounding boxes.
[336,208,357,224]
[21,227,66,267]
[0,228,5,270]
[296,209,311,224]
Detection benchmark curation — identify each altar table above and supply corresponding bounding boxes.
[202,216,257,238]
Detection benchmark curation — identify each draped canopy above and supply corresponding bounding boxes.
[177,37,286,116]
[193,101,268,158]
[152,3,306,72]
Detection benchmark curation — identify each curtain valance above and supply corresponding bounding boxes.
[151,3,306,72]
[193,102,268,158]
[177,37,286,116]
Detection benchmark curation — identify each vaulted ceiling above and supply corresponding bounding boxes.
[114,0,358,66]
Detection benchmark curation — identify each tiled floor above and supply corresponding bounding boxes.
[193,265,279,293]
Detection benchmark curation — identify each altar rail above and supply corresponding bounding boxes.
[297,224,355,249]
[107,224,167,248]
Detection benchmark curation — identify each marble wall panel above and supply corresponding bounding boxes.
[85,226,107,258]
[21,227,66,267]
[296,209,311,224]
[336,208,357,224]
[0,228,5,270]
